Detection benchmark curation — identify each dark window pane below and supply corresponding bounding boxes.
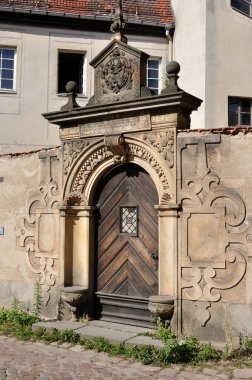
[241,100,250,112]
[148,69,159,79]
[148,79,158,88]
[148,60,159,69]
[2,59,14,69]
[231,0,250,15]
[58,52,84,94]
[2,69,14,79]
[228,113,239,126]
[1,79,13,89]
[229,99,239,113]
[241,113,251,125]
[2,49,15,59]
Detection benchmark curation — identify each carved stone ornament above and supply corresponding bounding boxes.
[63,192,87,207]
[110,0,126,38]
[101,48,134,94]
[128,143,172,204]
[104,134,128,162]
[72,147,113,194]
[179,136,249,325]
[143,131,175,168]
[70,141,173,205]
[15,151,60,305]
[63,140,90,175]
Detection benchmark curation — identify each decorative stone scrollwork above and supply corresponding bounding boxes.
[72,147,113,194]
[101,48,134,94]
[143,130,175,168]
[63,140,90,175]
[180,136,249,325]
[128,143,172,204]
[182,243,247,303]
[15,151,60,306]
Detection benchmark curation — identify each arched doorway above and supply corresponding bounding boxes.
[94,163,159,326]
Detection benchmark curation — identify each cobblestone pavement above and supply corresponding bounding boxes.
[0,335,252,380]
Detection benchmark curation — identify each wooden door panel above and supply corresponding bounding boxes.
[96,164,158,301]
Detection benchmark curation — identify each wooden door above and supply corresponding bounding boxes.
[95,163,158,326]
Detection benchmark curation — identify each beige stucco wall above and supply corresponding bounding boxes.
[177,130,252,343]
[0,23,168,154]
[171,0,252,130]
[0,148,62,318]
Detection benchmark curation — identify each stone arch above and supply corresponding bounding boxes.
[63,135,175,207]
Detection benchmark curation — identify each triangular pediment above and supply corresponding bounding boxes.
[87,38,150,106]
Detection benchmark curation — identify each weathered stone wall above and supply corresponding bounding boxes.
[0,148,62,318]
[1,128,252,342]
[177,129,252,343]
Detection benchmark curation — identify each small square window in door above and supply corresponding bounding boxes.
[120,206,138,235]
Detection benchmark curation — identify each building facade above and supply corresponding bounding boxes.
[0,0,173,153]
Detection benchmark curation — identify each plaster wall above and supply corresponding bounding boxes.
[205,0,252,129]
[0,23,168,154]
[171,0,252,130]
[171,0,206,129]
[177,130,252,343]
[0,148,62,318]
[0,152,39,309]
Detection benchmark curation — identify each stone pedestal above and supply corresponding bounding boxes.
[60,286,88,321]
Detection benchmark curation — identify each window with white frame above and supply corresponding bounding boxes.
[228,97,252,126]
[231,0,252,17]
[58,51,85,95]
[0,48,16,91]
[147,58,161,95]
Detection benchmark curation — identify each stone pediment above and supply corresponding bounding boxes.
[87,39,150,106]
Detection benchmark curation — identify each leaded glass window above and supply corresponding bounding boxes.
[120,207,138,235]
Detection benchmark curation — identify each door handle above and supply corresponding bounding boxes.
[150,252,158,270]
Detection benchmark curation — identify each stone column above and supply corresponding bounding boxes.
[59,206,96,289]
[156,204,180,297]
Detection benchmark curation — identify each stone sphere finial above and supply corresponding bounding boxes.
[161,61,181,95]
[66,81,78,93]
[61,81,80,112]
[166,61,180,75]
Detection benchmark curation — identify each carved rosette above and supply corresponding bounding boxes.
[101,48,134,94]
[63,192,87,207]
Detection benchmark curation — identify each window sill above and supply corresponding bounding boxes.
[0,90,17,95]
[57,93,88,99]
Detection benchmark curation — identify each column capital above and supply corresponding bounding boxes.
[59,205,97,217]
[155,204,181,217]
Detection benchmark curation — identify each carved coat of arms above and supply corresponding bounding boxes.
[101,48,134,94]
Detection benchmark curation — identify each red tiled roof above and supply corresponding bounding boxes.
[0,0,174,24]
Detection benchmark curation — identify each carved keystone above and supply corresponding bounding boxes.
[148,295,174,320]
[104,134,128,162]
